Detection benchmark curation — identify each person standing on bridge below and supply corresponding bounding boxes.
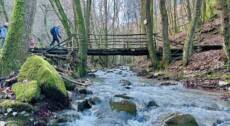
[0,22,8,48]
[50,25,62,47]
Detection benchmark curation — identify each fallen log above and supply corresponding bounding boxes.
[5,76,18,86]
[60,73,92,87]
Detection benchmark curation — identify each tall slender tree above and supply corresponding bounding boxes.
[146,0,158,69]
[159,0,171,66]
[104,0,109,67]
[183,0,203,66]
[72,0,88,77]
[220,0,230,69]
[0,0,37,76]
[49,0,72,40]
[185,0,192,22]
[141,0,146,33]
[0,0,9,22]
[174,0,179,33]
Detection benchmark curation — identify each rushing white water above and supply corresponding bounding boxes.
[59,67,230,126]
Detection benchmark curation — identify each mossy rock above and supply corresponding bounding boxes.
[164,113,198,126]
[0,100,33,112]
[110,99,137,115]
[18,55,68,105]
[6,115,33,126]
[12,81,41,103]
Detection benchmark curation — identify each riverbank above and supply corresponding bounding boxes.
[131,18,230,98]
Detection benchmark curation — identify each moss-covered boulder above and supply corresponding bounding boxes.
[12,81,40,103]
[18,55,68,106]
[110,99,137,115]
[164,113,198,126]
[0,100,33,112]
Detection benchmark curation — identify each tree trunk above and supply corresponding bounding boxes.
[104,0,109,67]
[0,0,9,22]
[159,0,171,66]
[49,0,72,40]
[183,0,203,66]
[146,0,158,69]
[220,0,230,69]
[0,0,37,76]
[174,0,179,33]
[72,0,88,77]
[141,0,146,33]
[185,0,192,22]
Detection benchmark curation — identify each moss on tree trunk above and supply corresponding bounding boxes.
[183,0,202,66]
[221,0,230,69]
[159,0,171,67]
[146,0,158,69]
[73,0,88,77]
[49,0,72,40]
[0,0,37,76]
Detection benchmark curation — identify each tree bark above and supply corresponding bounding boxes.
[146,0,158,69]
[0,0,9,22]
[141,0,146,33]
[0,0,37,76]
[174,0,179,33]
[49,0,72,40]
[183,0,203,66]
[72,0,88,77]
[185,0,192,22]
[159,0,171,66]
[220,0,230,69]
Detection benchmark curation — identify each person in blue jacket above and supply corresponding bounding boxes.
[50,26,62,47]
[0,23,8,48]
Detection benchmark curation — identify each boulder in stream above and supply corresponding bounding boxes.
[12,80,41,103]
[164,113,198,126]
[120,80,132,86]
[159,81,178,86]
[109,99,137,115]
[146,100,159,108]
[0,99,34,112]
[17,56,69,106]
[77,99,92,112]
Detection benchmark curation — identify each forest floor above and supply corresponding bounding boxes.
[132,17,230,99]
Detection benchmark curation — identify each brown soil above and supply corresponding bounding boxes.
[132,18,230,98]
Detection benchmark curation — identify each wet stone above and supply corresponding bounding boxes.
[114,94,133,100]
[120,80,132,87]
[77,88,93,95]
[164,113,198,126]
[110,99,137,115]
[146,100,159,108]
[77,99,92,112]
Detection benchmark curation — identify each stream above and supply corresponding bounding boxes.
[57,66,230,126]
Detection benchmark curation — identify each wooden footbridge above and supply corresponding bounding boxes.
[29,33,223,59]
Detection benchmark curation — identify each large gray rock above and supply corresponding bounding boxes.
[109,98,137,115]
[164,113,198,126]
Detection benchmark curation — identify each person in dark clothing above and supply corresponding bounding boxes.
[50,26,62,47]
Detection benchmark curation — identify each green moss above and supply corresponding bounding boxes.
[165,114,198,126]
[12,81,41,103]
[0,100,33,112]
[6,115,32,126]
[0,0,26,76]
[18,55,68,105]
[110,100,137,115]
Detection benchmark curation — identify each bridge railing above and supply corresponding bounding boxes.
[68,33,160,49]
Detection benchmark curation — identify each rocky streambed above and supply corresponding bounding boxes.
[55,67,230,126]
